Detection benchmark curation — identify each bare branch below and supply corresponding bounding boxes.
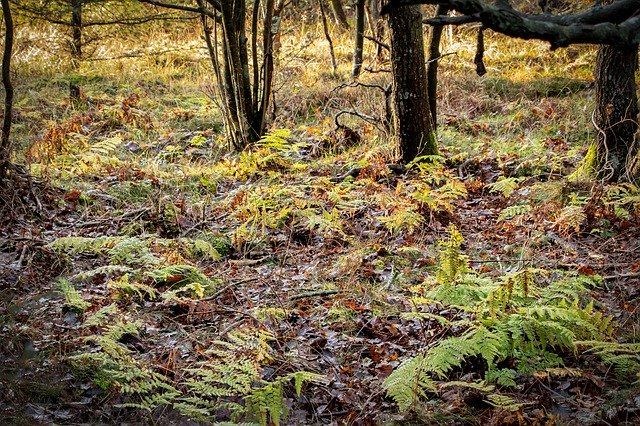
[383,0,640,48]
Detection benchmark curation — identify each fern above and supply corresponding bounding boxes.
[73,265,134,281]
[385,231,621,412]
[383,354,437,412]
[435,226,469,285]
[108,237,161,267]
[554,205,586,234]
[578,341,640,378]
[108,274,157,301]
[486,177,523,198]
[58,278,91,313]
[49,236,120,255]
[379,208,424,235]
[89,136,122,156]
[83,303,118,328]
[498,203,532,221]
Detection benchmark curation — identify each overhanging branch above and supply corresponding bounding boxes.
[383,0,640,48]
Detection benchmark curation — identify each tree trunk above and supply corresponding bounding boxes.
[426,5,448,131]
[573,44,639,182]
[352,0,365,78]
[329,0,350,30]
[388,5,438,163]
[593,44,638,181]
[0,0,14,184]
[366,0,385,62]
[70,0,82,68]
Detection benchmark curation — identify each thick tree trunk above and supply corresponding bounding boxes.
[388,5,438,163]
[592,44,638,181]
[571,44,639,182]
[0,0,14,184]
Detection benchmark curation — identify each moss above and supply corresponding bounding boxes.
[569,142,600,183]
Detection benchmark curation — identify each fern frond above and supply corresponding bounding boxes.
[486,177,523,198]
[383,354,436,412]
[90,136,122,156]
[73,265,134,282]
[484,393,523,411]
[58,278,91,313]
[49,236,120,255]
[498,204,532,221]
[83,303,118,328]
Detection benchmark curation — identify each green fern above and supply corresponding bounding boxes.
[83,303,118,328]
[383,354,437,412]
[435,226,469,285]
[498,203,532,221]
[379,208,424,235]
[385,230,620,412]
[578,341,640,378]
[58,278,91,313]
[49,236,120,255]
[487,177,523,198]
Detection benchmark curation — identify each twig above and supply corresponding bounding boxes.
[602,272,640,281]
[197,277,259,302]
[330,167,362,183]
[363,34,389,51]
[74,207,151,228]
[227,255,272,266]
[289,289,344,302]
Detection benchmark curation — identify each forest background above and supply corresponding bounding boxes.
[0,0,639,424]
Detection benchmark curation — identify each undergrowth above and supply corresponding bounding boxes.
[384,227,640,413]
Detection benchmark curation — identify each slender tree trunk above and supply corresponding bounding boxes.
[388,5,438,163]
[329,0,350,30]
[70,0,82,66]
[256,0,275,135]
[366,0,385,62]
[0,0,14,184]
[426,5,448,131]
[352,0,365,78]
[320,0,338,73]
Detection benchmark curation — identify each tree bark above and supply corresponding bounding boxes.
[388,5,438,163]
[352,0,366,78]
[426,5,448,131]
[592,44,639,181]
[0,0,14,184]
[330,0,350,30]
[366,0,385,62]
[70,0,82,67]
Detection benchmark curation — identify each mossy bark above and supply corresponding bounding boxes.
[572,43,638,182]
[388,5,439,163]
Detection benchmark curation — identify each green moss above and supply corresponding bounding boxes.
[569,142,600,183]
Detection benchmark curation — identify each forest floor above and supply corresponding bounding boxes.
[1,19,640,426]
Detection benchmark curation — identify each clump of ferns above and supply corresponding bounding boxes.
[70,312,180,411]
[50,236,224,304]
[172,328,323,425]
[385,227,635,413]
[218,129,309,179]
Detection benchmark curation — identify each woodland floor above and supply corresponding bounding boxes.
[1,22,640,426]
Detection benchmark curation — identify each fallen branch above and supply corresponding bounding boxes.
[602,272,640,281]
[289,289,344,301]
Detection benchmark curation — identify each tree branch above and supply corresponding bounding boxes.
[138,0,218,19]
[383,0,640,48]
